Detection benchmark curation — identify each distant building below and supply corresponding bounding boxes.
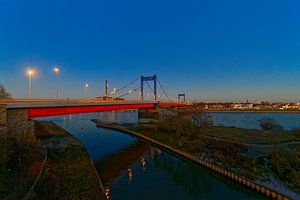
[231,103,253,109]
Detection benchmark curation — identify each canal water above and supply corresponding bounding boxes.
[35,111,283,200]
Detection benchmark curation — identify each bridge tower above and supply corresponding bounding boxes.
[105,80,108,98]
[178,93,186,103]
[141,75,157,101]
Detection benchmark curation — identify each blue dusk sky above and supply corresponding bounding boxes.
[0,0,300,102]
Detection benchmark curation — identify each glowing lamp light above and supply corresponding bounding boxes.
[27,69,35,76]
[54,67,59,73]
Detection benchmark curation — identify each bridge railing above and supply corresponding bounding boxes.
[1,98,182,105]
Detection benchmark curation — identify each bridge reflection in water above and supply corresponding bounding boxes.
[43,112,267,200]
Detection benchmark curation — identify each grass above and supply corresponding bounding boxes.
[35,121,70,138]
[31,121,104,200]
[198,126,300,145]
[289,143,300,152]
[132,125,300,147]
[0,132,43,200]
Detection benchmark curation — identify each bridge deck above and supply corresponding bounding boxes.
[4,101,185,118]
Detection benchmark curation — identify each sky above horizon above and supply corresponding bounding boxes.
[0,0,300,102]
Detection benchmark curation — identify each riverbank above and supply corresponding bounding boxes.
[207,110,300,114]
[91,120,298,199]
[191,126,300,145]
[32,121,106,200]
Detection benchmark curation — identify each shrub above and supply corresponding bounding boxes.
[258,117,283,131]
[159,105,212,139]
[270,151,300,188]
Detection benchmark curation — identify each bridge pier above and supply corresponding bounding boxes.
[138,108,160,123]
[0,106,34,135]
[0,105,7,135]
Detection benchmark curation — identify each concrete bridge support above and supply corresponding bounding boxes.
[0,105,7,135]
[138,108,160,123]
[0,106,34,135]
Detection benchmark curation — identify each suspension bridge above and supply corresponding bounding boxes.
[0,75,187,135]
[2,74,185,104]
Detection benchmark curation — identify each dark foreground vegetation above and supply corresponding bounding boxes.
[270,151,300,191]
[0,121,103,200]
[129,104,300,195]
[32,121,103,200]
[0,133,42,199]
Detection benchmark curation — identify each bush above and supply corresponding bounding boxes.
[159,105,212,139]
[258,117,283,131]
[270,151,300,188]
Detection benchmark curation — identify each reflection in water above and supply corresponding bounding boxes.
[38,112,269,200]
[94,141,150,184]
[140,157,146,171]
[95,142,266,200]
[105,187,110,200]
[127,168,133,182]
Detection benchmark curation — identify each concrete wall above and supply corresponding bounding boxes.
[6,108,34,135]
[138,108,160,123]
[0,105,7,134]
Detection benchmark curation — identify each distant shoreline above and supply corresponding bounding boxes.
[206,110,300,114]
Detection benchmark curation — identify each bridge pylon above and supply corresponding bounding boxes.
[178,93,186,103]
[141,75,157,101]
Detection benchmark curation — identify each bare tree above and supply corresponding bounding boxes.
[0,84,12,99]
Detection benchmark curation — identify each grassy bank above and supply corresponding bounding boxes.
[32,121,104,200]
[0,133,43,199]
[195,126,300,145]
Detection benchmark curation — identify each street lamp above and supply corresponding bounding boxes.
[27,69,35,99]
[53,67,59,99]
[85,83,89,98]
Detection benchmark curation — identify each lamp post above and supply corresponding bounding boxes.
[54,67,59,99]
[27,69,34,99]
[85,83,89,98]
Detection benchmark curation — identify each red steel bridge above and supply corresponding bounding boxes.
[6,102,185,118]
[2,75,187,118]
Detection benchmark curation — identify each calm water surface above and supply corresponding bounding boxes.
[210,112,300,130]
[37,111,274,200]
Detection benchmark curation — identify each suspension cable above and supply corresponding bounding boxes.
[115,76,140,93]
[116,86,140,98]
[157,77,170,100]
[145,81,154,95]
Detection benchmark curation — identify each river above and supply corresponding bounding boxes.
[35,111,296,199]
